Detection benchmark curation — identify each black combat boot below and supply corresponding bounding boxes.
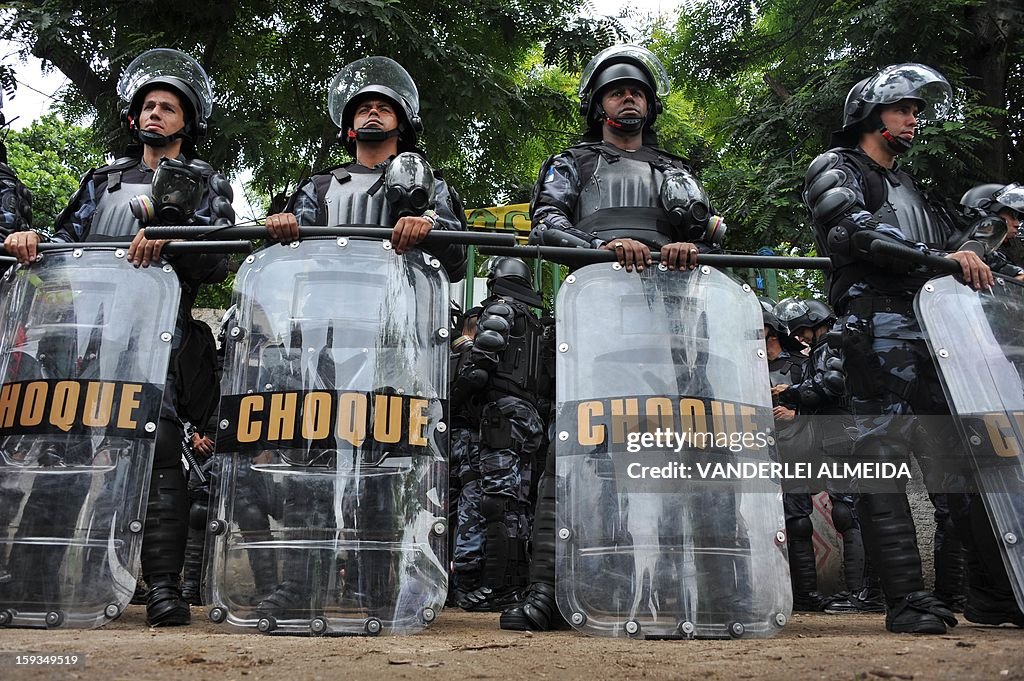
[958,495,1024,627]
[145,573,190,627]
[141,422,191,627]
[857,492,956,633]
[499,469,563,630]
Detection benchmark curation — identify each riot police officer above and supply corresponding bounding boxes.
[264,56,466,281]
[803,63,1022,632]
[763,305,825,611]
[0,98,32,275]
[449,258,552,611]
[0,100,32,581]
[502,45,721,632]
[528,44,724,272]
[4,48,234,627]
[960,183,1024,273]
[774,298,884,613]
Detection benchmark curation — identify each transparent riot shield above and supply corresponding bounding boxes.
[207,238,449,635]
[917,274,1024,610]
[555,263,790,639]
[0,248,179,628]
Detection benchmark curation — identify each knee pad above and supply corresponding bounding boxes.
[786,515,814,541]
[831,499,857,534]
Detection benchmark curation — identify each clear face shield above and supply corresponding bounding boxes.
[859,63,953,121]
[995,183,1024,228]
[578,44,671,103]
[773,298,809,324]
[327,56,420,130]
[117,48,214,121]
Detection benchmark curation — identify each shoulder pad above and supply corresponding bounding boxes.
[811,187,858,226]
[0,161,17,184]
[805,166,850,206]
[805,150,844,185]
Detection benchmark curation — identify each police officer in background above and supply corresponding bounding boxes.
[449,258,552,612]
[763,304,825,612]
[960,183,1024,273]
[4,48,234,627]
[0,97,32,273]
[803,63,1023,632]
[502,45,722,632]
[264,56,465,281]
[774,298,884,613]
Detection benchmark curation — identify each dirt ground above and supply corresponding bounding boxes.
[1,608,1021,681]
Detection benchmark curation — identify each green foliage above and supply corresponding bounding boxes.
[4,114,105,231]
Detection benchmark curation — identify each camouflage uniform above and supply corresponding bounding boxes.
[777,323,884,612]
[451,287,549,610]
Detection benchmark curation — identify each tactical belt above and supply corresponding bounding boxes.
[844,295,914,317]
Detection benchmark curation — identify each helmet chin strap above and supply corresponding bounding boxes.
[604,115,645,133]
[879,126,913,153]
[138,129,190,148]
[134,116,191,148]
[594,103,645,134]
[348,127,402,143]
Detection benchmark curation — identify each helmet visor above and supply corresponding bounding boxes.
[579,44,670,101]
[995,183,1024,214]
[773,298,808,323]
[117,48,213,119]
[327,56,419,128]
[859,63,952,119]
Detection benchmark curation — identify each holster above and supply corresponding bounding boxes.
[840,314,884,399]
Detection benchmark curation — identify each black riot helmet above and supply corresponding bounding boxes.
[117,49,214,148]
[762,301,804,353]
[830,63,952,150]
[486,257,543,308]
[774,298,835,334]
[961,183,1024,222]
[487,257,533,290]
[328,56,423,154]
[578,45,670,134]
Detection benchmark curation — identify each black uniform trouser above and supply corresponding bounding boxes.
[141,419,189,579]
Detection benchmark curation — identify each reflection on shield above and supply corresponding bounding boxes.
[917,275,1024,612]
[206,238,449,635]
[0,249,179,629]
[555,264,790,639]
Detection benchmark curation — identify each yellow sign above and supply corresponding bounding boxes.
[465,203,531,237]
